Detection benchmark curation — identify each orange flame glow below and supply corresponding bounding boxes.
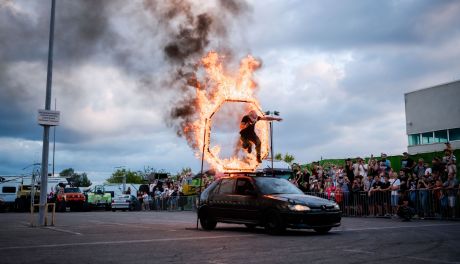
[187,51,269,173]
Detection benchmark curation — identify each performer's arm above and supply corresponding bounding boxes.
[240,121,250,130]
[259,116,283,122]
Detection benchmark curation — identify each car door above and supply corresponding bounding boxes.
[232,177,259,222]
[208,178,236,220]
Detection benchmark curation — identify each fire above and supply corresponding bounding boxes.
[187,51,269,173]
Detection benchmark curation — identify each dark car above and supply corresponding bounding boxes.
[198,175,341,235]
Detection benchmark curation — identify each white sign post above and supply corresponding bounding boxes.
[38,109,60,126]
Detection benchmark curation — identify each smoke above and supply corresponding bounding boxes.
[143,0,251,149]
[0,0,252,146]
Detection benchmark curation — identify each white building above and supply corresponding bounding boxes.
[404,80,460,154]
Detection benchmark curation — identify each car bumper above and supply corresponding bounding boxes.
[281,211,341,229]
[111,203,130,209]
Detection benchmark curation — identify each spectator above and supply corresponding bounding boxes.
[154,188,162,210]
[442,149,456,165]
[413,158,426,179]
[341,177,351,215]
[169,186,179,210]
[398,170,408,201]
[351,179,363,216]
[137,191,143,209]
[324,178,336,200]
[401,152,415,176]
[379,153,392,174]
[432,179,444,216]
[407,173,418,208]
[345,159,354,184]
[369,174,383,216]
[381,174,391,216]
[367,155,379,178]
[142,192,150,211]
[389,172,401,216]
[446,158,457,179]
[417,173,430,219]
[443,172,459,218]
[431,157,445,182]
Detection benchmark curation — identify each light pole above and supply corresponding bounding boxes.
[114,166,126,193]
[265,111,280,177]
[38,0,56,226]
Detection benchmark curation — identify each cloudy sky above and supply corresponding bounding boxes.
[1,0,459,183]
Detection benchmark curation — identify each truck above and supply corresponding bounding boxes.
[0,180,21,212]
[86,185,112,210]
[55,186,86,212]
[15,184,40,212]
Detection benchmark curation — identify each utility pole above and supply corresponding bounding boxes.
[52,98,57,177]
[265,111,280,177]
[39,0,56,226]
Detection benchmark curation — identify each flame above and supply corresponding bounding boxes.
[187,51,269,173]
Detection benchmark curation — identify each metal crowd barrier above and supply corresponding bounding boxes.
[140,191,460,220]
[30,203,56,226]
[304,189,460,219]
[143,195,198,212]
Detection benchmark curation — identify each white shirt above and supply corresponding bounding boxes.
[389,178,400,195]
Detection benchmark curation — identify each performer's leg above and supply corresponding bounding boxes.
[253,136,262,163]
[241,137,252,153]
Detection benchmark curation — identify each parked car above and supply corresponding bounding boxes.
[198,175,341,235]
[111,194,140,211]
[56,187,86,212]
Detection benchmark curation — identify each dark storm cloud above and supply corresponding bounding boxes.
[0,0,118,141]
[250,0,460,51]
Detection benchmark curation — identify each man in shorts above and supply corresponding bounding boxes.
[443,172,459,218]
[240,110,282,163]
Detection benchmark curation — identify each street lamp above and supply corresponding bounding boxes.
[264,111,280,177]
[114,166,126,193]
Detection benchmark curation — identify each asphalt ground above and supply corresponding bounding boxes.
[0,211,459,264]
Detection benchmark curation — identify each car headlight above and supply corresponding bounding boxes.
[288,204,311,211]
[333,203,340,210]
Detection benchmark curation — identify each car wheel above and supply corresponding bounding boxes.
[264,210,285,235]
[112,209,116,212]
[314,227,332,234]
[244,224,257,230]
[199,210,217,230]
[122,209,126,212]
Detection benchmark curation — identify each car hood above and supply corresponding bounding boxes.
[265,193,336,207]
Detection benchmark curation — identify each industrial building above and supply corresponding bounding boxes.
[404,80,460,154]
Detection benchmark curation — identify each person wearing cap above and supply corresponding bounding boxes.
[401,152,415,177]
[240,110,282,163]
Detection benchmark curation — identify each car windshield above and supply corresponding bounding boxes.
[64,188,80,193]
[254,177,303,195]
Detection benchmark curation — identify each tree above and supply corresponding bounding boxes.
[59,168,91,187]
[283,153,295,164]
[106,169,144,184]
[79,173,92,187]
[59,168,75,177]
[274,153,283,161]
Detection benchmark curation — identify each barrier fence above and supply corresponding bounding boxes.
[141,189,459,220]
[305,189,459,219]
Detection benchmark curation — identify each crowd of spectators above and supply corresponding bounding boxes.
[290,145,458,219]
[120,144,458,220]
